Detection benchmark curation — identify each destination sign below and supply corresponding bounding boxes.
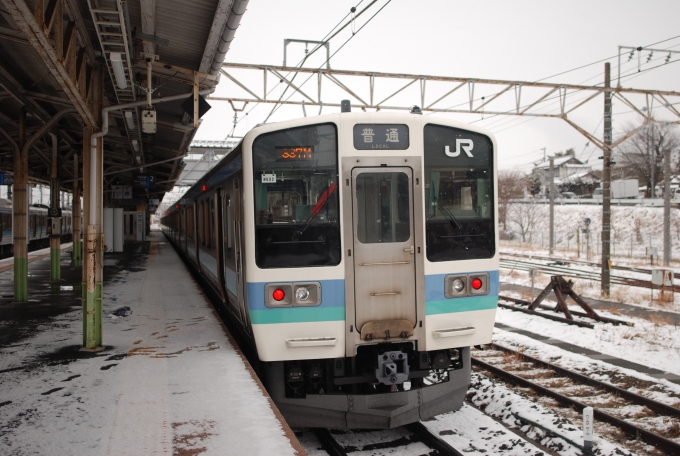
[276,146,313,161]
[353,124,409,150]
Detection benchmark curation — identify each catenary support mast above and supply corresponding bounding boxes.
[601,63,612,296]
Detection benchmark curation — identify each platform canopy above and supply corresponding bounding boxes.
[0,0,248,204]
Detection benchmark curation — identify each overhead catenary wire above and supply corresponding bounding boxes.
[432,35,680,122]
[226,0,381,136]
[473,55,680,135]
[264,0,393,122]
[224,1,366,136]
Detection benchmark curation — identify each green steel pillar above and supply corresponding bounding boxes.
[49,133,60,282]
[13,108,28,303]
[50,238,61,281]
[85,226,97,349]
[72,153,81,268]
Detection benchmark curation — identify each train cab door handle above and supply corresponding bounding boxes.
[403,246,414,254]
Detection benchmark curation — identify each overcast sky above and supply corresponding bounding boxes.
[194,0,680,173]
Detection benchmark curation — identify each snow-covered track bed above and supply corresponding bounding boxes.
[472,344,680,454]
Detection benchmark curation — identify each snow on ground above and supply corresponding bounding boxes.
[466,372,644,456]
[500,203,680,312]
[503,203,680,263]
[0,237,299,456]
[500,265,679,312]
[495,305,680,378]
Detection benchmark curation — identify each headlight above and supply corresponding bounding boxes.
[295,287,310,302]
[452,279,465,293]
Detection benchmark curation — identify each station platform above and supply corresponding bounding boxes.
[0,231,304,455]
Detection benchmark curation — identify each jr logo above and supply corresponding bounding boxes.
[444,139,474,158]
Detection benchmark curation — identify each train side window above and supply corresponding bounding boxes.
[188,207,193,240]
[202,200,208,246]
[198,202,203,245]
[210,201,215,250]
[225,194,232,259]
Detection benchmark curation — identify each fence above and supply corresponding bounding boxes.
[501,229,671,262]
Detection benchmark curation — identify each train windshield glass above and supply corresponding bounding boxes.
[252,123,340,268]
[423,124,495,261]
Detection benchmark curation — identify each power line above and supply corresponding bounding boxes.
[265,0,393,121]
[432,34,680,117]
[226,1,374,136]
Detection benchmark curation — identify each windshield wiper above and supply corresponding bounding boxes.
[293,182,337,240]
[437,202,463,231]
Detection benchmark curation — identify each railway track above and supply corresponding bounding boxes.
[471,344,680,455]
[500,256,680,293]
[312,423,465,456]
[498,294,634,328]
[501,250,680,280]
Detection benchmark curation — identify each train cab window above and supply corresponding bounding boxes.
[252,123,340,268]
[423,124,495,261]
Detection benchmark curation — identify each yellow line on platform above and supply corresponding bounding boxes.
[0,244,73,274]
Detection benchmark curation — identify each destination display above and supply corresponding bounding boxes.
[275,146,314,160]
[353,124,409,150]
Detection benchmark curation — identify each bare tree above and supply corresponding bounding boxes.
[615,120,680,195]
[508,201,544,242]
[498,171,526,230]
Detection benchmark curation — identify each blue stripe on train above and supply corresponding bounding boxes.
[248,279,345,324]
[247,271,498,324]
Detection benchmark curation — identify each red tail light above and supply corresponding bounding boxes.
[471,278,483,290]
[273,289,285,301]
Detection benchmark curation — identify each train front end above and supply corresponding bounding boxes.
[242,112,498,429]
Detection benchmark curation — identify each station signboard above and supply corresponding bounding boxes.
[133,175,156,188]
[0,173,14,185]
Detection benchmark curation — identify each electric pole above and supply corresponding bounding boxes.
[549,157,555,255]
[601,63,612,296]
[664,148,671,265]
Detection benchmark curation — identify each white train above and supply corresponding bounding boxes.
[162,106,499,429]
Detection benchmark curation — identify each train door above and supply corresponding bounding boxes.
[351,167,417,338]
[233,177,250,331]
[123,211,136,241]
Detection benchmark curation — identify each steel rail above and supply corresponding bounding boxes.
[312,429,348,456]
[497,300,595,328]
[500,260,633,287]
[490,343,680,419]
[501,251,680,280]
[500,258,680,293]
[405,422,465,456]
[498,295,633,326]
[471,355,680,454]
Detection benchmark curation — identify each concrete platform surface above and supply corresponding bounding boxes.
[0,232,304,455]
